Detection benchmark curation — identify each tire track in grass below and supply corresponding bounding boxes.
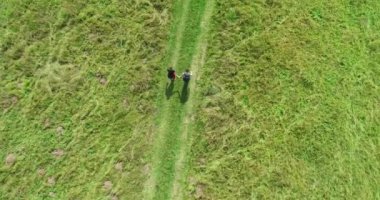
[143,0,191,199]
[143,0,213,199]
[170,1,215,199]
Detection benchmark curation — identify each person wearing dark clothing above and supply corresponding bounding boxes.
[179,69,192,103]
[181,69,192,83]
[167,67,176,81]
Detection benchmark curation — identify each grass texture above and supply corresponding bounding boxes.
[0,1,171,199]
[1,0,379,199]
[187,0,380,199]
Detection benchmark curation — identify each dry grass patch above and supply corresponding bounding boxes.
[115,162,123,172]
[47,177,56,186]
[5,153,16,166]
[103,180,113,191]
[51,149,64,158]
[37,168,46,177]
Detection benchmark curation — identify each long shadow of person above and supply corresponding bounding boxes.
[165,81,175,99]
[180,81,190,104]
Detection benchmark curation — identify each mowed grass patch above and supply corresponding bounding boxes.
[147,0,207,199]
[188,0,380,199]
[0,0,171,199]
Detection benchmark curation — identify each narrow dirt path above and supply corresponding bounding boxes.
[143,0,214,199]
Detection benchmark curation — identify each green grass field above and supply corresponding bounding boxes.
[1,1,172,199]
[1,0,379,199]
[187,1,380,199]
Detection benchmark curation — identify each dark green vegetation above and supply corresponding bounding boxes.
[0,1,171,199]
[188,0,380,199]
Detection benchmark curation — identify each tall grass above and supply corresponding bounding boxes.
[188,0,380,199]
[0,0,171,199]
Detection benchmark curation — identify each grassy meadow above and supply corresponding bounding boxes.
[1,0,379,200]
[187,0,380,199]
[1,0,171,199]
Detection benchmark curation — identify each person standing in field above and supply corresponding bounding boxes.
[166,67,177,99]
[167,67,176,82]
[181,69,192,84]
[179,69,192,103]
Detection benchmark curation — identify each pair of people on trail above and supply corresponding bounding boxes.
[167,67,192,83]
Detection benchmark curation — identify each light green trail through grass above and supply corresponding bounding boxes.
[143,0,214,199]
[170,1,215,199]
[143,0,191,198]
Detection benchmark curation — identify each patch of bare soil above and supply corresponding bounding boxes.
[99,78,108,85]
[142,164,151,175]
[1,95,18,109]
[109,194,118,200]
[103,181,113,191]
[188,177,206,199]
[56,126,64,135]
[52,149,64,158]
[115,162,123,172]
[11,96,18,104]
[43,119,51,129]
[37,168,46,176]
[5,154,16,166]
[47,177,56,186]
[96,73,108,85]
[123,98,129,108]
[189,176,197,186]
[198,158,206,166]
[194,183,206,199]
